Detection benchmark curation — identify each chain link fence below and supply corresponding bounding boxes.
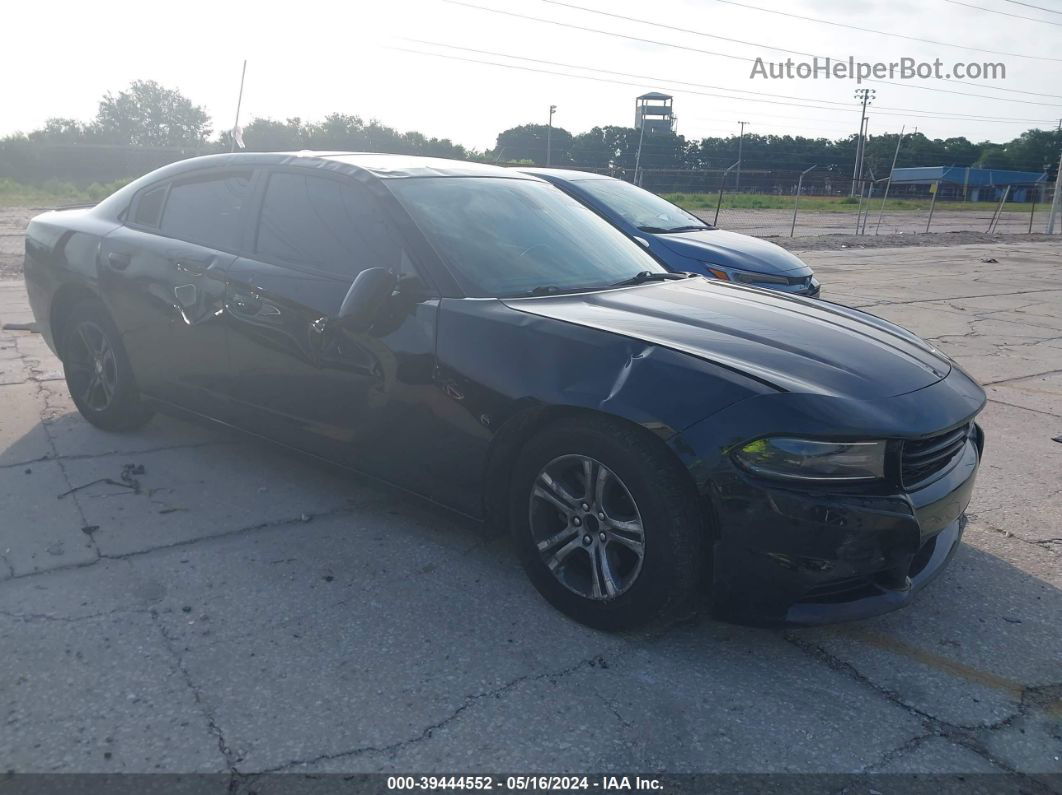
[522,164,1061,239]
[2,144,1058,239]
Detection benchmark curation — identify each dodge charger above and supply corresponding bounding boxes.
[23,152,985,629]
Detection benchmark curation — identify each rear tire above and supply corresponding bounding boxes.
[510,415,704,631]
[60,299,154,432]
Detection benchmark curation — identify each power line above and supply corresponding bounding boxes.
[391,44,1060,125]
[1002,0,1062,12]
[548,0,1062,63]
[535,1,1062,105]
[539,0,1062,100]
[401,38,1058,123]
[1003,0,1062,13]
[944,0,1062,24]
[539,0,1062,98]
[444,0,1062,105]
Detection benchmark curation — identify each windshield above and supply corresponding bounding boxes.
[387,177,666,298]
[574,178,710,233]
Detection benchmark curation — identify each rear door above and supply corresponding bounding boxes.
[224,168,441,493]
[100,169,253,413]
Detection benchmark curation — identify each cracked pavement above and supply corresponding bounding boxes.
[1,234,1060,784]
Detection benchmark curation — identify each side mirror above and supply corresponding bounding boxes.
[337,267,397,332]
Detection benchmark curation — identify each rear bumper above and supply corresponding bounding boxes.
[708,426,982,626]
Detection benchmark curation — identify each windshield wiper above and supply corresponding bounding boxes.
[610,271,687,287]
[526,284,603,296]
[638,224,710,233]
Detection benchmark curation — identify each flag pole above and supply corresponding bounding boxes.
[230,59,247,152]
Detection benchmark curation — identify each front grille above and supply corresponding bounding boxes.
[901,423,970,487]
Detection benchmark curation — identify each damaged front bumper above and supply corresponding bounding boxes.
[706,426,982,626]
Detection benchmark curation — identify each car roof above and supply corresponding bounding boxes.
[517,167,614,182]
[179,151,530,179]
[95,151,539,219]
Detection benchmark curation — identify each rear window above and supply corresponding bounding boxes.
[159,172,252,250]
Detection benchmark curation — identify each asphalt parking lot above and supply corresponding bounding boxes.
[1,236,1060,784]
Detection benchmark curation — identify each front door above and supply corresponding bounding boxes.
[224,169,441,494]
[99,170,253,414]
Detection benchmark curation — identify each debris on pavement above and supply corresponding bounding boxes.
[57,477,138,499]
[119,463,145,492]
[1,321,38,332]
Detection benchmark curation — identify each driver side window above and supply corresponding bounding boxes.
[255,171,405,280]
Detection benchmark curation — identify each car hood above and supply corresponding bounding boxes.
[654,229,811,274]
[502,278,951,399]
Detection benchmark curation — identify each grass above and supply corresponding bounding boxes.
[0,178,132,207]
[664,192,1041,214]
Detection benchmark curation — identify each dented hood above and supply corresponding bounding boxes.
[502,278,951,399]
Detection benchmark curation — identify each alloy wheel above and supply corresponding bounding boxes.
[529,454,646,601]
[66,320,119,412]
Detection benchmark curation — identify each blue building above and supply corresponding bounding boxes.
[889,166,1048,202]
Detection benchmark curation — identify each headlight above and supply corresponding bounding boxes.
[733,437,887,481]
[704,264,790,286]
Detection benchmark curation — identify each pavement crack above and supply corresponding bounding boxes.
[967,517,1062,555]
[0,605,149,623]
[861,731,936,773]
[19,343,102,563]
[983,368,1062,386]
[0,498,392,585]
[149,608,238,775]
[784,633,1059,785]
[984,397,1062,419]
[255,656,606,774]
[0,441,230,471]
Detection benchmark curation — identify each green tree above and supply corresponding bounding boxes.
[94,80,211,146]
[27,118,97,143]
[1002,128,1062,172]
[495,123,574,165]
[230,117,307,151]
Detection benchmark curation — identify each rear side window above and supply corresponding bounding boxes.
[255,172,404,279]
[159,172,252,251]
[132,185,166,228]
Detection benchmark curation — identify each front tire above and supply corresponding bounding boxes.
[60,299,154,432]
[510,415,704,630]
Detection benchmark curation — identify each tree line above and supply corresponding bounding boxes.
[3,80,1060,182]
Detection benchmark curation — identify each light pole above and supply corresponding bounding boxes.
[546,104,557,166]
[736,121,749,190]
[851,89,875,196]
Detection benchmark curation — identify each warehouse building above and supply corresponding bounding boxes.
[889,166,1049,202]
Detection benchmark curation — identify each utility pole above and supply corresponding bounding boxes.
[546,104,557,166]
[851,88,875,196]
[736,121,749,190]
[1048,151,1062,234]
[874,125,906,234]
[633,118,646,186]
[229,59,248,152]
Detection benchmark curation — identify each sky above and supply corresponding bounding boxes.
[2,0,1060,150]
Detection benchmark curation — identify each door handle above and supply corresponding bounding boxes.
[106,251,131,270]
[228,291,261,315]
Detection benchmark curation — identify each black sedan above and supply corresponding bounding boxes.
[23,153,984,629]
